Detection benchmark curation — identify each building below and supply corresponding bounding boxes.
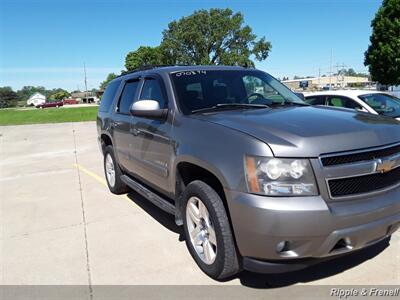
[70,91,99,103]
[389,86,400,98]
[27,92,46,106]
[282,76,373,91]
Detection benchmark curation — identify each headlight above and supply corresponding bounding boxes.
[245,156,318,196]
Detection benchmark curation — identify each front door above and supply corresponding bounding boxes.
[129,76,173,194]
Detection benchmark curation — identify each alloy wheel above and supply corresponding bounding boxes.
[186,196,217,265]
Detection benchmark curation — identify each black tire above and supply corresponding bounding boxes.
[182,180,240,280]
[103,145,129,194]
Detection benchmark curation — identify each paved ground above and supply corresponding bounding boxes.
[0,122,399,287]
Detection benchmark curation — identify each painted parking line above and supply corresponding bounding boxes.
[73,163,132,202]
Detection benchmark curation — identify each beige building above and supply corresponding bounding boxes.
[282,76,373,91]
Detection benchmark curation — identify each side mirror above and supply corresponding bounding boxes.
[130,100,168,119]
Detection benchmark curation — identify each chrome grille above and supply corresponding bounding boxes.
[320,143,400,198]
[321,143,400,166]
[328,167,400,197]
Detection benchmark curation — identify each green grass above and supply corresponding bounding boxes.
[0,106,99,125]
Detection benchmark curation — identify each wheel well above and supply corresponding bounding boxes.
[100,134,112,153]
[176,162,227,206]
[176,162,240,254]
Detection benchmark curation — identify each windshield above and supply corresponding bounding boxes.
[359,93,400,118]
[170,70,305,114]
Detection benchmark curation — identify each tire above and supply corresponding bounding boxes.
[103,145,129,194]
[182,180,240,280]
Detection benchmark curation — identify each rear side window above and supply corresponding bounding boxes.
[327,96,362,110]
[305,96,325,105]
[118,81,139,114]
[99,80,120,112]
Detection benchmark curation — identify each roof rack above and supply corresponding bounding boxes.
[117,64,192,78]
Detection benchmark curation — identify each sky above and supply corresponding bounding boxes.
[0,0,382,91]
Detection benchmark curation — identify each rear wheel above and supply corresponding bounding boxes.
[103,145,129,194]
[182,180,240,280]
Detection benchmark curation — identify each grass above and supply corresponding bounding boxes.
[0,106,99,125]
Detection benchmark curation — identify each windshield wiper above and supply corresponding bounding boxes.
[269,101,309,107]
[191,103,270,114]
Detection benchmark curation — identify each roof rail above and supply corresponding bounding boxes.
[117,64,192,78]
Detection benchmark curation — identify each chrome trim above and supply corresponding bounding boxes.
[324,153,400,180]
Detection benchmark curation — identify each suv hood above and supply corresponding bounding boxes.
[194,106,400,157]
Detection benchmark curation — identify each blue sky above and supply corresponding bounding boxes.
[0,0,382,91]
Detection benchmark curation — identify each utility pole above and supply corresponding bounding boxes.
[318,67,321,89]
[334,63,347,88]
[84,63,88,103]
[329,49,333,90]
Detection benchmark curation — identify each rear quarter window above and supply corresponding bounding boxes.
[99,80,121,112]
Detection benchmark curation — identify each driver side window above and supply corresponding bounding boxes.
[242,76,284,103]
[139,78,167,108]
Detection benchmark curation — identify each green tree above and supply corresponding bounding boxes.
[16,86,47,101]
[99,73,118,90]
[364,0,400,85]
[0,87,18,108]
[125,47,162,71]
[160,8,271,67]
[50,90,70,101]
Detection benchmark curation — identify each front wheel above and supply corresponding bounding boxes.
[182,180,240,280]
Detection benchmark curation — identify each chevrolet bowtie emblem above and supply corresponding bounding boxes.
[375,159,396,173]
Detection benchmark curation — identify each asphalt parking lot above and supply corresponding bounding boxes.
[0,122,399,287]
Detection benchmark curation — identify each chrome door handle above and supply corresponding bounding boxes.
[130,128,139,136]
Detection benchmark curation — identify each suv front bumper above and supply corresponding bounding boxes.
[227,187,400,272]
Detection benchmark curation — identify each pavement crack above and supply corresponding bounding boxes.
[72,123,93,300]
[4,222,84,240]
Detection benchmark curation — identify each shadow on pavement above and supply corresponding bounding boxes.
[125,190,390,288]
[126,191,185,240]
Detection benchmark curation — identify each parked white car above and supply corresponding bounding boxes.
[304,90,400,121]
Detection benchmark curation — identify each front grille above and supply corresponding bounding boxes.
[321,144,400,166]
[328,166,400,197]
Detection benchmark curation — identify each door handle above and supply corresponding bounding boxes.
[130,128,139,136]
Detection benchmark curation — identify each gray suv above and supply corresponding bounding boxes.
[97,65,400,280]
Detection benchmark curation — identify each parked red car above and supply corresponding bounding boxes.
[36,101,64,109]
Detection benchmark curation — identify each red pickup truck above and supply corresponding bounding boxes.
[36,101,64,109]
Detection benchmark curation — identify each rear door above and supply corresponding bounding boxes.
[112,79,140,170]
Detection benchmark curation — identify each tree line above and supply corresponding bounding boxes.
[0,86,71,108]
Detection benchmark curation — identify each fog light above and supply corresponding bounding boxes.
[276,240,289,253]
